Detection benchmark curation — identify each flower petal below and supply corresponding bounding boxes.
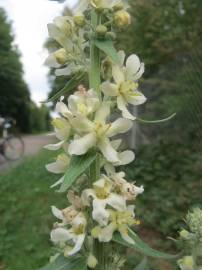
[98,223,116,242]
[119,225,135,244]
[126,54,141,80]
[98,138,120,163]
[51,228,73,243]
[45,54,60,68]
[117,50,126,66]
[46,160,67,174]
[55,66,71,76]
[71,117,93,133]
[44,141,64,151]
[68,133,96,155]
[112,65,125,85]
[67,234,85,256]
[126,91,147,106]
[92,199,110,226]
[101,81,118,97]
[81,189,96,206]
[133,63,145,81]
[95,102,110,123]
[107,193,126,211]
[117,96,136,120]
[107,117,133,137]
[51,176,64,188]
[51,206,63,220]
[117,150,135,165]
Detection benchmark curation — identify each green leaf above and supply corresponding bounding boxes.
[59,150,97,192]
[113,228,179,260]
[39,255,86,270]
[137,113,176,124]
[94,39,120,64]
[46,72,85,102]
[134,257,148,270]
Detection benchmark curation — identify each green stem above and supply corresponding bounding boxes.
[89,9,107,270]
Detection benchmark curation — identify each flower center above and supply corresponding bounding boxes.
[119,81,138,97]
[77,103,88,115]
[73,224,85,235]
[94,122,111,138]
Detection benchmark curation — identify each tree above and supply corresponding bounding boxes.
[0,8,31,132]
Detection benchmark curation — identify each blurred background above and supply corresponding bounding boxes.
[0,0,201,269]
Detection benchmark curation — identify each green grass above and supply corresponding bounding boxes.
[0,150,67,270]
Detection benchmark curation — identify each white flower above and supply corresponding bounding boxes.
[68,89,100,117]
[178,256,194,270]
[52,205,79,226]
[103,139,135,175]
[91,0,120,9]
[52,117,71,141]
[111,172,144,200]
[87,253,98,269]
[68,102,133,163]
[91,206,137,244]
[101,51,146,120]
[81,176,126,226]
[51,213,87,256]
[46,153,70,174]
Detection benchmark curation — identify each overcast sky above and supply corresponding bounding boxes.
[0,0,77,105]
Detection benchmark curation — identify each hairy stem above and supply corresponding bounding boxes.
[89,9,107,270]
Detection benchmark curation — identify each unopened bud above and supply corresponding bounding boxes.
[106,31,116,40]
[114,10,131,28]
[87,254,98,269]
[96,25,107,38]
[73,14,86,27]
[178,256,194,270]
[180,229,190,240]
[54,48,68,65]
[114,2,124,11]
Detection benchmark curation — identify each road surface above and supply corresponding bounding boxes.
[0,134,55,172]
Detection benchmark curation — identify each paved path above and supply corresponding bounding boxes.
[0,134,55,172]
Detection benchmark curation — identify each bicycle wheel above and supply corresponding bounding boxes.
[3,135,24,161]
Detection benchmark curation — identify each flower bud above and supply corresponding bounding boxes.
[87,254,98,269]
[180,229,190,240]
[96,25,107,38]
[114,10,131,29]
[178,256,194,270]
[73,14,86,27]
[106,31,116,40]
[53,48,68,65]
[113,2,124,11]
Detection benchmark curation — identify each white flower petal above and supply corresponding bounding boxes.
[56,101,72,119]
[51,206,63,220]
[133,63,145,81]
[101,81,118,97]
[126,91,147,106]
[118,150,135,165]
[67,234,85,256]
[92,199,109,226]
[45,54,60,68]
[95,102,110,123]
[71,117,94,133]
[46,160,67,174]
[51,228,73,243]
[98,138,120,163]
[107,193,126,211]
[98,223,116,242]
[55,66,71,76]
[111,139,122,150]
[112,65,125,85]
[107,117,133,137]
[117,96,136,120]
[119,228,135,244]
[68,133,96,155]
[104,163,116,176]
[126,54,141,80]
[44,141,64,151]
[81,189,96,206]
[117,50,126,66]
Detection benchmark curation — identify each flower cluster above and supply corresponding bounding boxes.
[44,0,147,267]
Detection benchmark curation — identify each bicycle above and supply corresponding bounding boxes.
[0,117,24,161]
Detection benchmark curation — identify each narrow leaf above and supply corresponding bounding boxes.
[113,228,179,260]
[39,255,86,270]
[46,72,85,102]
[137,113,176,124]
[59,151,97,192]
[134,257,148,270]
[94,39,120,64]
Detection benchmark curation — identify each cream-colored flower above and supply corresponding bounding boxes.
[92,206,136,244]
[101,51,146,120]
[46,153,70,174]
[87,254,98,269]
[82,176,126,226]
[178,256,195,270]
[111,172,144,200]
[68,102,133,163]
[51,212,87,256]
[52,205,79,226]
[68,89,100,117]
[52,117,71,141]
[103,139,135,175]
[91,0,120,9]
